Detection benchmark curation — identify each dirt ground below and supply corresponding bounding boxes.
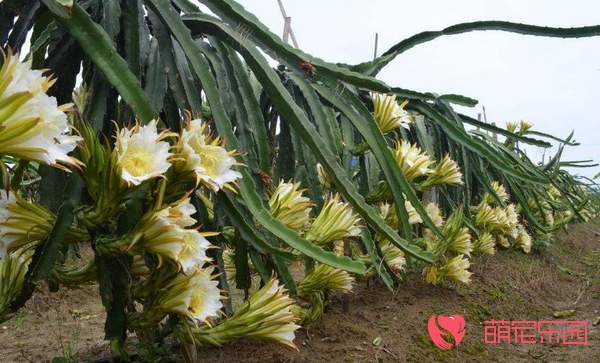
[1,221,598,362]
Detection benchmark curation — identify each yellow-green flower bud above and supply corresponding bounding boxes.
[298,264,354,297]
[473,232,496,255]
[421,155,463,188]
[424,254,472,285]
[391,140,433,181]
[371,92,411,134]
[305,194,362,245]
[269,181,313,232]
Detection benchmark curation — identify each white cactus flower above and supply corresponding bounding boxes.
[178,119,242,192]
[115,120,172,186]
[158,267,223,323]
[0,53,81,168]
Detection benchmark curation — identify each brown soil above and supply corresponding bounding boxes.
[1,222,598,362]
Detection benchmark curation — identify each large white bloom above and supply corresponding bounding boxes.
[178,229,212,273]
[179,119,242,191]
[158,267,223,323]
[0,53,81,167]
[115,120,172,186]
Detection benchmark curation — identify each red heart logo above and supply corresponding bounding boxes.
[428,314,466,349]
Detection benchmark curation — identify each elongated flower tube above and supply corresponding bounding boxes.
[424,254,472,285]
[190,278,300,348]
[269,181,313,232]
[391,140,433,181]
[114,120,173,186]
[177,119,242,192]
[0,191,53,257]
[155,267,223,324]
[473,232,496,255]
[421,155,463,188]
[515,225,532,253]
[371,92,411,134]
[0,52,81,168]
[298,264,354,297]
[305,194,362,245]
[0,249,32,319]
[131,255,150,276]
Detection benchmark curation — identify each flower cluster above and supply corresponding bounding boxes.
[472,181,532,254]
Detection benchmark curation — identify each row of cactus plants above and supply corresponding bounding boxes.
[0,0,598,359]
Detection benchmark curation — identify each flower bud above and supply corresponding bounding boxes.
[391,140,433,181]
[298,264,354,297]
[473,232,496,255]
[421,155,463,188]
[269,181,313,232]
[371,92,411,134]
[305,194,362,245]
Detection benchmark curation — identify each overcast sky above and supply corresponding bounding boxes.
[217,0,600,179]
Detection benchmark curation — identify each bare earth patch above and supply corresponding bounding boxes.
[1,221,598,362]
